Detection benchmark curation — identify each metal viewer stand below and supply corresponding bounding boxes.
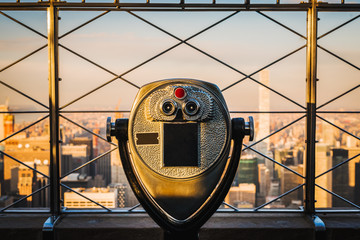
[107,79,254,239]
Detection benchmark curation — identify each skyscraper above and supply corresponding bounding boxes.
[4,136,50,194]
[257,163,270,205]
[348,147,360,188]
[111,150,128,185]
[10,161,49,207]
[332,148,353,207]
[0,99,14,141]
[237,157,258,189]
[354,162,360,205]
[280,165,304,207]
[225,183,256,208]
[321,121,336,146]
[96,153,111,186]
[69,137,94,177]
[17,162,34,202]
[61,144,89,176]
[0,100,14,194]
[0,145,4,196]
[315,143,332,208]
[257,69,270,148]
[257,70,273,175]
[111,104,128,185]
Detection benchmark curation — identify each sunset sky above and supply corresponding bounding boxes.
[0,3,359,121]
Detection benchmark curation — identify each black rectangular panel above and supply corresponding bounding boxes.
[163,123,198,167]
[136,133,159,145]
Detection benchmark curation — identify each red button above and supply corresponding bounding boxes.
[174,87,186,99]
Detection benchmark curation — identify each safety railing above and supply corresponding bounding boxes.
[0,0,359,221]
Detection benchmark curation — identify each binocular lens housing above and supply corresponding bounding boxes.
[161,99,177,115]
[106,79,254,236]
[184,100,200,116]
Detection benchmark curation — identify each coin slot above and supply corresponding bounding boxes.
[136,133,159,145]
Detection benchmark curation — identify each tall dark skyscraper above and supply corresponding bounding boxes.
[354,162,360,206]
[0,145,4,196]
[96,154,111,186]
[332,148,354,207]
[70,137,95,177]
[0,101,14,197]
[61,144,90,177]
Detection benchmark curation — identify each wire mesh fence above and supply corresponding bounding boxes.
[0,0,359,214]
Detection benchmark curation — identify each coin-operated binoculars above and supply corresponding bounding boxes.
[107,79,254,240]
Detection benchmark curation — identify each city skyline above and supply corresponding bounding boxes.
[0,7,359,210]
[1,69,359,209]
[0,10,359,117]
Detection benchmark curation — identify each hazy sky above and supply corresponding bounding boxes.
[0,4,359,117]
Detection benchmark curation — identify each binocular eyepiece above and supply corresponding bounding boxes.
[161,99,177,115]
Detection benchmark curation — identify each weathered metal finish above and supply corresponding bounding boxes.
[127,79,232,222]
[108,79,253,234]
[43,215,61,240]
[48,0,61,218]
[305,0,318,216]
[1,1,360,11]
[130,80,228,178]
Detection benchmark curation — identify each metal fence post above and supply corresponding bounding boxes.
[43,0,61,239]
[305,0,318,216]
[305,1,326,239]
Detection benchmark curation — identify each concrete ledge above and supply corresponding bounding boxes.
[56,213,162,240]
[202,213,315,240]
[319,213,360,240]
[0,214,49,240]
[0,212,360,240]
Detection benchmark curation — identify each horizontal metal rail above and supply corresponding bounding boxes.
[0,3,311,11]
[230,111,307,114]
[317,111,360,114]
[0,111,49,114]
[0,2,360,12]
[59,110,131,113]
[60,208,305,213]
[0,110,312,114]
[0,209,50,214]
